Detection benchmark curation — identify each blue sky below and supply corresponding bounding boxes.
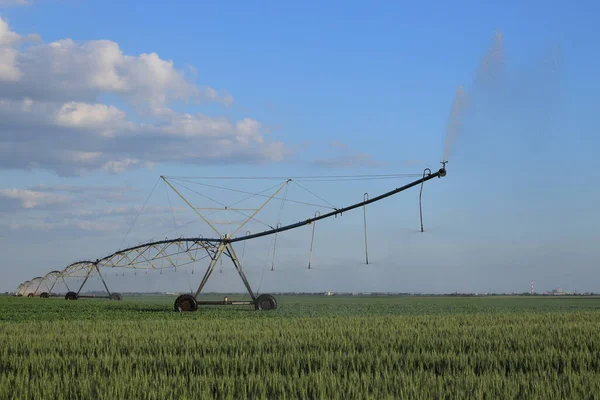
[1,0,598,294]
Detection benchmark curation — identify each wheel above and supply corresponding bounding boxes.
[255,294,277,311]
[27,293,34,297]
[174,294,197,312]
[110,293,122,301]
[39,292,50,299]
[65,291,78,300]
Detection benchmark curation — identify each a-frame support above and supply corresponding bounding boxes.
[95,262,112,298]
[76,266,93,296]
[195,242,226,297]
[68,261,120,300]
[193,236,256,301]
[225,242,256,301]
[162,176,287,311]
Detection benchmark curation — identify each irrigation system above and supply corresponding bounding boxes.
[11,26,500,313]
[13,163,448,312]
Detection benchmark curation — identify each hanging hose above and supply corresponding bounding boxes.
[363,193,369,265]
[308,211,320,269]
[419,168,432,232]
[271,223,282,271]
[271,184,289,272]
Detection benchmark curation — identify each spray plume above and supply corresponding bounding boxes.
[442,85,468,163]
[442,31,504,163]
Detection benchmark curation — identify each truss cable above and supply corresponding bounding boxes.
[419,168,432,232]
[170,180,227,207]
[271,224,281,272]
[227,208,276,231]
[122,177,160,245]
[225,181,287,208]
[294,175,422,182]
[363,193,369,265]
[171,178,335,210]
[292,180,338,209]
[164,180,178,230]
[165,173,422,180]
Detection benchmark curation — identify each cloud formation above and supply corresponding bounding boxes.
[0,184,187,237]
[0,18,286,176]
[0,188,69,209]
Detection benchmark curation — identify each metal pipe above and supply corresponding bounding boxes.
[80,168,446,269]
[230,168,445,244]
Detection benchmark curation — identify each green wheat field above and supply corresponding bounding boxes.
[1,295,599,399]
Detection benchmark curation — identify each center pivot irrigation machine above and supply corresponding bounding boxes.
[14,51,478,311]
[15,163,449,312]
[13,29,506,312]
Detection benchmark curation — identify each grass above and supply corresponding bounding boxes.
[1,295,599,399]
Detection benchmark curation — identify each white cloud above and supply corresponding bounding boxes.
[8,37,206,106]
[0,188,70,209]
[56,102,130,137]
[30,184,143,200]
[5,218,121,234]
[102,158,139,174]
[0,185,179,235]
[0,17,288,175]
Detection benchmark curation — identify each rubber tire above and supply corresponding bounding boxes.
[174,294,198,312]
[27,293,34,297]
[65,291,78,300]
[39,292,50,299]
[255,294,277,311]
[110,293,122,301]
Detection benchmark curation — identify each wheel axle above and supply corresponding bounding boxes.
[174,294,278,312]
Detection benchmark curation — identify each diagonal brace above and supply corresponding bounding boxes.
[194,243,226,298]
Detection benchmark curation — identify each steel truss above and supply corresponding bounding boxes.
[56,261,123,301]
[15,281,30,296]
[28,270,64,298]
[15,167,447,311]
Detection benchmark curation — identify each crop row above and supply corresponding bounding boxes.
[1,301,599,399]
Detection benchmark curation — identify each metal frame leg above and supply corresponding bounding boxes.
[95,263,112,297]
[194,243,226,298]
[76,268,93,295]
[49,280,58,295]
[225,243,256,301]
[62,277,71,292]
[34,280,44,296]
